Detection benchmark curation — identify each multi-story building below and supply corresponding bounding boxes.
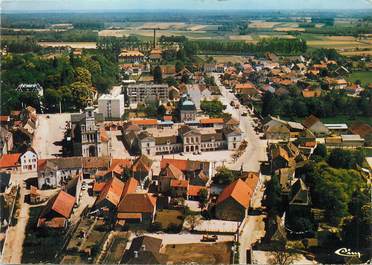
[131,124,242,156]
[98,94,125,120]
[71,106,108,157]
[178,94,197,122]
[118,50,145,63]
[127,84,169,104]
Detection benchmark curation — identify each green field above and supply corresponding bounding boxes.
[347,71,372,87]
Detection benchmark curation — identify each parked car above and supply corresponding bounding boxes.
[201,234,218,242]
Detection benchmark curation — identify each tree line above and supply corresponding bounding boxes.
[1,50,118,114]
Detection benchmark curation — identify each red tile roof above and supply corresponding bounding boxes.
[0,153,21,168]
[52,191,75,218]
[242,172,259,193]
[93,182,106,192]
[109,159,132,175]
[217,179,252,208]
[160,159,189,172]
[188,185,207,197]
[200,118,224,124]
[130,119,158,125]
[163,115,173,121]
[96,177,125,207]
[122,177,138,197]
[0,116,10,122]
[170,179,189,188]
[118,193,156,213]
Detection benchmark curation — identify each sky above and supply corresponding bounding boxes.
[2,0,372,12]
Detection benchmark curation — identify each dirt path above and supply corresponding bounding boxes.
[1,186,30,264]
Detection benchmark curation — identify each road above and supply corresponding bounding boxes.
[212,73,268,264]
[1,172,37,264]
[33,113,72,159]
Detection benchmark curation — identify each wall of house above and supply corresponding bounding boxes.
[216,198,246,221]
[38,168,81,189]
[226,134,242,150]
[21,151,38,172]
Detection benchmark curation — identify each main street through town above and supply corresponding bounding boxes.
[213,73,268,264]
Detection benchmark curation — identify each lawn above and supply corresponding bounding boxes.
[155,209,184,229]
[103,233,129,264]
[164,242,233,264]
[346,71,372,87]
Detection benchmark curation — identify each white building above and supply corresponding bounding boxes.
[127,84,169,104]
[98,94,125,120]
[20,149,38,172]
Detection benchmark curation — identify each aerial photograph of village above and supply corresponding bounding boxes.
[0,0,371,264]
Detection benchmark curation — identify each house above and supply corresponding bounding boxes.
[0,127,13,156]
[0,153,21,171]
[37,157,83,189]
[20,148,38,172]
[288,179,310,211]
[340,135,365,148]
[223,127,243,150]
[263,118,290,141]
[121,236,166,264]
[188,185,207,201]
[159,163,185,193]
[199,118,224,129]
[215,179,253,221]
[132,155,153,184]
[349,123,372,139]
[117,193,157,226]
[234,83,258,97]
[302,115,330,137]
[160,158,211,183]
[122,177,139,197]
[94,177,124,212]
[160,65,176,77]
[62,175,83,205]
[203,63,217,73]
[270,145,293,172]
[302,89,321,98]
[324,123,348,135]
[37,190,75,229]
[170,179,189,198]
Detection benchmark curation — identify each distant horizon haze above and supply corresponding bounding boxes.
[2,0,372,12]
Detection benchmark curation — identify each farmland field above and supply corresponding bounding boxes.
[248,21,281,28]
[346,71,372,87]
[206,55,247,64]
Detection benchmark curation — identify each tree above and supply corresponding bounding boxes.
[69,81,96,110]
[269,243,300,265]
[185,215,201,231]
[328,149,364,169]
[213,167,240,185]
[74,67,92,85]
[157,104,166,118]
[175,61,184,72]
[313,144,327,158]
[200,99,225,118]
[164,76,178,87]
[43,88,62,112]
[263,175,283,216]
[198,189,209,209]
[153,65,163,84]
